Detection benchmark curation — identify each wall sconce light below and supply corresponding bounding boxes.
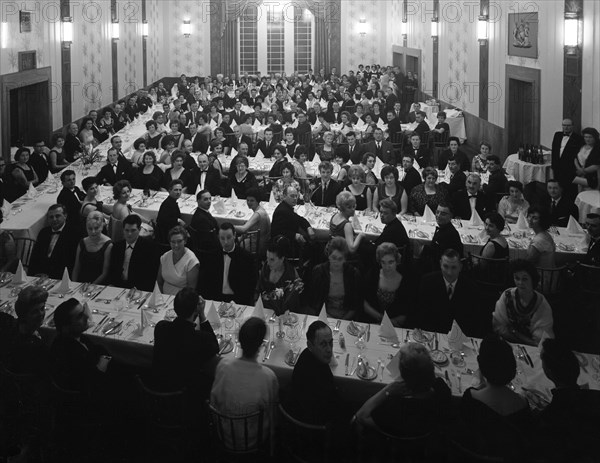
[401,20,408,38]
[1,21,8,49]
[111,21,120,40]
[564,12,580,54]
[61,17,73,47]
[431,18,439,40]
[477,15,488,44]
[182,19,191,38]
[358,18,367,36]
[142,20,149,38]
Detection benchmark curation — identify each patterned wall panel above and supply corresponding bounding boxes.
[118,0,143,97]
[146,0,162,83]
[443,20,470,112]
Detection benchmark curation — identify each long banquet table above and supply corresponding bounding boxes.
[1,276,598,407]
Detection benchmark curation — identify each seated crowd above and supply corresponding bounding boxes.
[1,64,599,462]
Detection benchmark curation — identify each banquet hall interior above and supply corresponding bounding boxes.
[1,0,600,462]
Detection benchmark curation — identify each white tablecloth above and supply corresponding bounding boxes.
[575,190,600,223]
[503,153,553,184]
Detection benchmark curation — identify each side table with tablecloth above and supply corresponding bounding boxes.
[503,153,553,184]
[575,190,600,222]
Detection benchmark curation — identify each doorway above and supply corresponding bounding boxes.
[9,82,50,147]
[393,52,404,72]
[504,65,541,156]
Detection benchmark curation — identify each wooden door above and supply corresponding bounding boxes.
[9,82,50,147]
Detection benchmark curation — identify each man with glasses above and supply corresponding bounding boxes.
[29,140,49,183]
[551,119,584,197]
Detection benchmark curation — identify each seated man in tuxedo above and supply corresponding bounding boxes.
[195,153,221,196]
[551,119,584,198]
[181,139,200,174]
[544,179,579,227]
[387,109,402,137]
[29,140,49,183]
[414,249,485,336]
[451,173,488,220]
[364,128,395,165]
[412,111,430,141]
[110,135,127,161]
[198,223,257,306]
[255,127,276,158]
[153,288,219,392]
[422,203,464,270]
[190,190,220,252]
[373,198,410,249]
[445,157,467,196]
[483,155,508,210]
[407,103,424,123]
[583,213,600,265]
[96,148,133,186]
[109,214,158,291]
[188,122,210,154]
[28,204,79,279]
[185,101,203,127]
[56,169,85,226]
[438,137,470,172]
[272,184,315,244]
[400,154,423,196]
[402,132,431,168]
[310,161,342,207]
[156,180,186,244]
[336,131,363,165]
[232,126,254,157]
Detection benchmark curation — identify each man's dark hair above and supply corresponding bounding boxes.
[173,288,199,319]
[219,222,236,235]
[53,298,81,333]
[245,187,261,202]
[541,338,580,386]
[478,335,516,386]
[123,214,142,228]
[81,177,97,192]
[168,179,184,190]
[196,189,211,201]
[60,170,76,182]
[48,203,67,215]
[306,320,329,343]
[239,317,267,358]
[441,248,460,261]
[487,155,501,165]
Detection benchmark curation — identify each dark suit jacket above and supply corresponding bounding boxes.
[153,318,219,390]
[585,238,600,265]
[387,117,402,136]
[337,143,363,165]
[428,223,464,263]
[451,190,488,221]
[271,201,311,244]
[438,149,470,172]
[109,237,159,291]
[542,196,579,227]
[190,133,210,154]
[374,218,410,249]
[403,145,432,168]
[156,196,181,243]
[57,187,85,225]
[29,224,80,278]
[401,167,423,196]
[198,247,257,306]
[446,171,467,196]
[365,140,395,165]
[413,121,430,139]
[484,170,509,209]
[194,168,222,196]
[308,262,363,315]
[254,139,275,158]
[190,208,220,252]
[185,110,203,127]
[96,160,133,185]
[232,135,254,157]
[551,132,584,189]
[310,179,342,207]
[415,272,487,336]
[29,153,49,183]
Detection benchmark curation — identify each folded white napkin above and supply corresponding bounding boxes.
[27,183,37,199]
[255,149,265,160]
[312,154,321,164]
[213,199,227,215]
[206,301,221,327]
[132,309,151,337]
[251,297,266,320]
[379,312,399,342]
[230,189,238,202]
[253,119,262,129]
[57,268,71,294]
[147,282,163,309]
[355,118,366,129]
[312,120,322,131]
[469,209,484,227]
[13,260,26,285]
[230,119,238,129]
[376,118,386,129]
[1,200,11,218]
[318,304,328,324]
[413,158,421,170]
[242,105,254,114]
[423,204,436,223]
[286,154,293,163]
[290,119,299,129]
[516,211,529,230]
[269,190,277,207]
[386,349,401,379]
[209,119,217,130]
[447,320,469,351]
[373,156,384,179]
[566,215,585,235]
[230,147,238,157]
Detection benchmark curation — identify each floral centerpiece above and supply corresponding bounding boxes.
[81,145,102,167]
[261,278,304,317]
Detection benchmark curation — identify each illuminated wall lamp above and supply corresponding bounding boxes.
[111,21,120,40]
[1,21,8,49]
[182,20,191,38]
[564,12,580,55]
[431,18,439,40]
[400,20,408,38]
[477,15,488,44]
[61,17,73,48]
[142,20,149,38]
[358,18,367,36]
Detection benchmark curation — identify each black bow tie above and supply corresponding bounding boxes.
[223,249,234,256]
[469,195,477,199]
[51,231,61,235]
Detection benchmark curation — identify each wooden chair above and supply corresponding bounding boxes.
[206,401,267,460]
[237,229,260,257]
[575,262,600,298]
[278,403,331,463]
[536,266,567,297]
[13,237,36,270]
[467,254,511,293]
[420,131,431,147]
[297,131,313,148]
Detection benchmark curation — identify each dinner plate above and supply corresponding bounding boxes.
[164,309,176,321]
[347,322,365,337]
[357,365,377,381]
[430,350,449,367]
[557,243,575,252]
[522,388,550,410]
[283,313,299,326]
[412,329,433,344]
[284,349,299,366]
[218,303,236,318]
[218,339,234,355]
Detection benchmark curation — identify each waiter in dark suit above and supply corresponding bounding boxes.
[414,249,486,337]
[310,161,342,207]
[56,170,85,226]
[451,173,488,220]
[544,179,579,227]
[551,119,584,197]
[198,223,257,306]
[413,111,430,141]
[190,190,220,252]
[28,204,79,279]
[402,132,431,168]
[364,128,395,165]
[109,215,158,291]
[96,148,133,185]
[483,155,508,210]
[336,131,362,165]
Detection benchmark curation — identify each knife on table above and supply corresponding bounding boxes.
[521,346,534,367]
[445,370,452,388]
[302,314,308,332]
[136,294,150,310]
[366,324,371,342]
[92,315,108,333]
[344,353,349,376]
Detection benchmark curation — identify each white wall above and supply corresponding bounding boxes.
[582,0,600,130]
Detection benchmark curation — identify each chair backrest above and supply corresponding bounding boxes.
[135,375,186,431]
[536,266,566,296]
[237,229,260,256]
[390,131,404,145]
[297,132,313,147]
[278,403,331,463]
[468,253,510,291]
[13,237,36,270]
[420,131,431,146]
[433,130,450,147]
[576,262,600,297]
[207,401,264,455]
